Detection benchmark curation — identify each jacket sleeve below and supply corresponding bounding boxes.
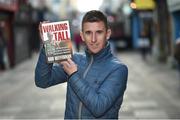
[68,64,128,117]
[34,47,68,88]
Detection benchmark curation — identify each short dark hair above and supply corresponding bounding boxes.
[81,10,108,31]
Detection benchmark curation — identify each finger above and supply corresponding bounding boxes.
[61,61,71,68]
[60,61,67,66]
[39,22,44,41]
[67,58,75,65]
[43,21,50,23]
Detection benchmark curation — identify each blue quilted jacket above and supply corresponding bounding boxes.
[35,43,128,119]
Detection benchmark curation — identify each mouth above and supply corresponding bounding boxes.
[90,44,99,48]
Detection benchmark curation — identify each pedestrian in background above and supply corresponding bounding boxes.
[174,38,180,79]
[73,30,83,52]
[0,27,6,71]
[138,31,150,60]
[35,10,128,119]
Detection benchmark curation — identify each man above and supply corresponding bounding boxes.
[35,10,128,119]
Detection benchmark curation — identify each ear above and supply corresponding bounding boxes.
[80,31,85,42]
[106,29,111,40]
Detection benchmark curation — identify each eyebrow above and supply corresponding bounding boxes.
[96,30,104,33]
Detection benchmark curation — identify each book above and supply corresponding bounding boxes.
[41,20,73,63]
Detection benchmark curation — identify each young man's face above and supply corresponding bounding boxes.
[80,21,111,54]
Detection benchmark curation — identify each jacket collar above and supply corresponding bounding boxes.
[85,42,113,62]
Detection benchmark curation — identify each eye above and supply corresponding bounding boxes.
[85,31,91,35]
[96,30,103,34]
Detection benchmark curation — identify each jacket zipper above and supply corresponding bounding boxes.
[78,55,94,119]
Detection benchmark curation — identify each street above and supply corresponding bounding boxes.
[0,51,180,119]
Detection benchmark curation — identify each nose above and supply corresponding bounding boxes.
[91,33,97,43]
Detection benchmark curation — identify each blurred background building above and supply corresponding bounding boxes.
[0,0,180,71]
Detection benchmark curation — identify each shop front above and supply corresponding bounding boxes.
[0,0,19,68]
[0,0,33,69]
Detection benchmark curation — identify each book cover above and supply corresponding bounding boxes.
[41,21,73,63]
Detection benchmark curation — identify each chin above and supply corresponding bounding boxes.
[90,50,100,54]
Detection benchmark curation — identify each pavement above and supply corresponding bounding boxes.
[119,52,180,119]
[0,51,180,119]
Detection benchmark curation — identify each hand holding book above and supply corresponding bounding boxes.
[60,58,77,76]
